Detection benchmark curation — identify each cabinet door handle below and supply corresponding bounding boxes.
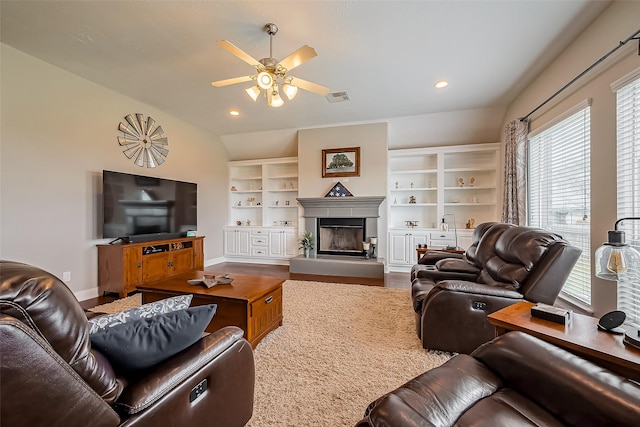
[137,263,141,268]
[265,296,273,304]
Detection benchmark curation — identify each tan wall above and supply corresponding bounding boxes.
[501,1,640,317]
[0,44,230,300]
[298,122,388,198]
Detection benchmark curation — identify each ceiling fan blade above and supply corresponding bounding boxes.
[278,45,317,71]
[211,75,254,87]
[289,77,330,96]
[216,40,261,67]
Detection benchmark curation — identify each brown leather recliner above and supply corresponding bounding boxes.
[0,261,255,427]
[411,224,581,353]
[410,221,499,282]
[357,331,640,427]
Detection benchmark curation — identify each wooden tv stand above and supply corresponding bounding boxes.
[97,236,204,297]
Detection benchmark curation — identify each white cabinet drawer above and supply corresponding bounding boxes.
[430,231,456,240]
[251,236,268,246]
[251,228,267,236]
[430,231,456,248]
[251,247,268,257]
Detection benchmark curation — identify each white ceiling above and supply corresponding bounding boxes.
[0,1,610,138]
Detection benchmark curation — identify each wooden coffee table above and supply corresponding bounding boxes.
[138,271,284,348]
[488,301,640,381]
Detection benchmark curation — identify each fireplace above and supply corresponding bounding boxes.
[317,217,366,256]
[291,196,385,279]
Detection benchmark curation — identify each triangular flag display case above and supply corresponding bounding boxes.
[325,182,353,197]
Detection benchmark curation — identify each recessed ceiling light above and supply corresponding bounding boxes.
[229,110,240,116]
[435,80,449,89]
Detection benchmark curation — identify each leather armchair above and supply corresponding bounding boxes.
[410,221,499,282]
[357,331,640,427]
[412,224,581,353]
[0,261,255,427]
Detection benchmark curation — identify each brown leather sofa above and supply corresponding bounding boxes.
[357,331,640,427]
[0,261,255,427]
[412,223,581,353]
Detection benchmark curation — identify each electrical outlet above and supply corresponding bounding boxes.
[62,271,71,282]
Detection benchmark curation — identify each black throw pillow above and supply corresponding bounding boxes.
[90,304,216,371]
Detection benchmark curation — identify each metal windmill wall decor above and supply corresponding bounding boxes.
[117,113,169,168]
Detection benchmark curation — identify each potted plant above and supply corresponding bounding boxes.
[299,231,314,258]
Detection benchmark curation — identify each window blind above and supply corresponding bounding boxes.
[615,74,640,328]
[528,106,591,305]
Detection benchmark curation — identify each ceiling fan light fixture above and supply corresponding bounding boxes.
[245,85,261,101]
[435,80,449,89]
[283,83,298,100]
[212,23,329,108]
[257,71,274,90]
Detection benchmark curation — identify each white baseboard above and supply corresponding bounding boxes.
[75,288,99,302]
[205,256,226,266]
[222,257,289,266]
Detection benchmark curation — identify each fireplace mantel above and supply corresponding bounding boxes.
[293,196,385,278]
[297,196,385,218]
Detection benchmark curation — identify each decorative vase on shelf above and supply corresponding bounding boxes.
[304,248,310,258]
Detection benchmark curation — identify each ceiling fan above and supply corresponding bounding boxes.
[211,23,329,107]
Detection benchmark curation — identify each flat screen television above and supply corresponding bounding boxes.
[102,170,197,243]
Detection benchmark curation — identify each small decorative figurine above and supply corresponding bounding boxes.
[458,177,464,187]
[409,195,417,204]
[230,186,237,191]
[410,182,414,188]
[236,220,242,226]
[246,219,251,226]
[470,177,475,187]
[275,200,279,206]
[466,218,475,229]
[395,181,399,189]
[427,179,432,188]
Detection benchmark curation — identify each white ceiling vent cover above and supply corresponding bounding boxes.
[326,91,350,103]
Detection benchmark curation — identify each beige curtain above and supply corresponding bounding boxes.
[501,119,529,225]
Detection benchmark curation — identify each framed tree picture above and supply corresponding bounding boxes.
[322,147,361,178]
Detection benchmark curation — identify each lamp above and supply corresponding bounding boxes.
[594,217,640,345]
[257,71,274,90]
[282,82,298,100]
[442,213,459,250]
[245,85,261,102]
[267,87,284,107]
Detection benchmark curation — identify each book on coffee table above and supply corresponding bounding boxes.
[188,274,233,288]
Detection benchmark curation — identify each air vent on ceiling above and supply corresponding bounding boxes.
[326,91,350,103]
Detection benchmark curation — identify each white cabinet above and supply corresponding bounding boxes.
[223,228,250,257]
[268,228,298,259]
[388,230,429,265]
[388,143,500,230]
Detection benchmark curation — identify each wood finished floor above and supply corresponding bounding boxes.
[80,262,410,309]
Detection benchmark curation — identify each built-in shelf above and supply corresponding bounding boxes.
[388,143,501,270]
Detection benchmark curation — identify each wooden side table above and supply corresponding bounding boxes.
[488,301,640,382]
[416,246,465,260]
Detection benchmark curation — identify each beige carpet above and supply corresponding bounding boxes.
[92,280,451,426]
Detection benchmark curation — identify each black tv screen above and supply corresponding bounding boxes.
[102,170,197,241]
